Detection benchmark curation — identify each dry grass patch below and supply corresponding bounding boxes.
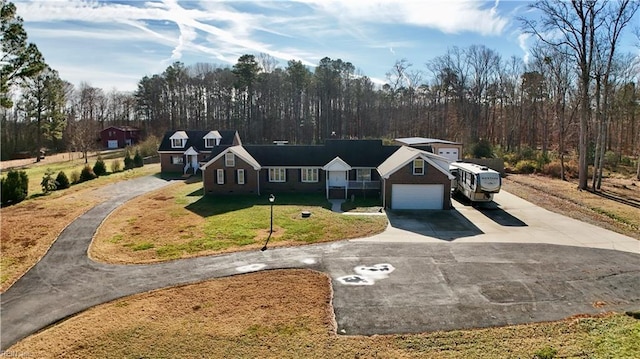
[91,181,388,264]
[0,189,102,292]
[10,270,640,358]
[0,164,161,291]
[504,174,640,240]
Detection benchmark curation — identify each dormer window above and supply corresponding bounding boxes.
[204,130,222,148]
[169,131,189,148]
[171,138,185,148]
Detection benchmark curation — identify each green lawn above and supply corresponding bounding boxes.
[2,150,127,197]
[92,182,388,262]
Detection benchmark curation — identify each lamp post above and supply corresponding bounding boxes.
[269,194,275,233]
[261,194,275,251]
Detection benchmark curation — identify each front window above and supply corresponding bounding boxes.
[225,153,235,167]
[171,156,183,165]
[413,159,424,175]
[205,138,215,148]
[301,168,318,183]
[356,169,371,181]
[217,169,224,184]
[269,168,286,182]
[237,169,245,184]
[171,138,184,148]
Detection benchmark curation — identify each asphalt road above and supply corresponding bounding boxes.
[1,176,639,349]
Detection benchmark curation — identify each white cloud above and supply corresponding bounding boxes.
[518,32,531,64]
[297,0,509,35]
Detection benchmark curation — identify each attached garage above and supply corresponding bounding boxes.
[391,184,444,210]
[437,148,459,162]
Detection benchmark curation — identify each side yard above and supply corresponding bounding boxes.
[9,269,640,358]
[503,174,640,240]
[90,181,388,263]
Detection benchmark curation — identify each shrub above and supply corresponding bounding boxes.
[79,165,97,183]
[604,150,618,170]
[136,135,160,157]
[93,157,107,176]
[124,151,134,170]
[133,149,144,168]
[471,139,494,158]
[70,170,81,184]
[1,170,28,205]
[110,159,122,173]
[514,160,537,174]
[56,171,70,189]
[41,168,57,193]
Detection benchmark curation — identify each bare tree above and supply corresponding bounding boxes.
[521,0,608,190]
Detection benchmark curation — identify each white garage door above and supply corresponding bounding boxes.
[438,148,459,161]
[391,184,444,209]
[107,140,119,149]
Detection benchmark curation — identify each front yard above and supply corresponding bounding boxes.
[10,269,640,358]
[90,181,388,263]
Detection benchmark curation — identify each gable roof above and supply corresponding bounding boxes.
[395,137,462,146]
[377,146,454,180]
[100,126,140,133]
[158,130,239,152]
[322,156,351,171]
[201,145,261,171]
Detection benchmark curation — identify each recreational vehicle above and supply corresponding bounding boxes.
[450,162,501,203]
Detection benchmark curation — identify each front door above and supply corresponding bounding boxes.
[328,171,347,187]
[189,155,199,172]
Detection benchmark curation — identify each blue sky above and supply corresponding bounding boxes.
[13,0,640,93]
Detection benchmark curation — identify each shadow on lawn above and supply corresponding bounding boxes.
[185,193,332,217]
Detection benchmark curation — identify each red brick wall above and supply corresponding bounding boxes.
[160,153,184,173]
[384,161,451,209]
[203,155,260,195]
[259,168,326,195]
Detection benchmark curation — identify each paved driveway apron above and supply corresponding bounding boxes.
[2,178,640,349]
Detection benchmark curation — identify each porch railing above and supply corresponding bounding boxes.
[347,180,380,190]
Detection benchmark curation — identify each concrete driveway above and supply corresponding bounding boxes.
[1,179,639,349]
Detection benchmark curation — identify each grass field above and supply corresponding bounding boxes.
[9,270,640,358]
[90,181,388,263]
[1,150,126,197]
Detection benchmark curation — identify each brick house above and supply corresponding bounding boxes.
[100,126,141,149]
[200,139,454,210]
[157,130,241,174]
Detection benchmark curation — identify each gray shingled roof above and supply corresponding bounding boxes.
[158,130,237,152]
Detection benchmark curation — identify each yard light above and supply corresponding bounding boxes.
[261,194,276,251]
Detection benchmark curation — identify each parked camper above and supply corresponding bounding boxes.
[450,162,501,203]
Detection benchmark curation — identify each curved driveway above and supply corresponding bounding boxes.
[1,176,639,349]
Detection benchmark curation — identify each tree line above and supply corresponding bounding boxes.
[2,0,639,187]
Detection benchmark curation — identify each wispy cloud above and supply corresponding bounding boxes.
[14,0,528,91]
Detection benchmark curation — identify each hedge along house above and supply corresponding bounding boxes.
[158,130,241,175]
[200,139,455,210]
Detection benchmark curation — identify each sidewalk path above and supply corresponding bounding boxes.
[1,178,639,349]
